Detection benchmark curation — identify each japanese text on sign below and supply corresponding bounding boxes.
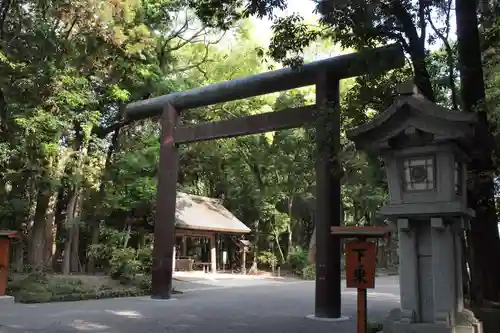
[345,240,377,289]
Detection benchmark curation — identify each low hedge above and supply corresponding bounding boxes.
[7,272,180,304]
[12,285,151,304]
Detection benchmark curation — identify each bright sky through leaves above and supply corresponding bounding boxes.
[251,0,458,59]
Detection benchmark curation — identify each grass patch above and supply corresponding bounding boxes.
[7,272,180,304]
[367,321,383,333]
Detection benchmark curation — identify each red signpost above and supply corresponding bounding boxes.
[331,226,392,333]
[0,230,18,296]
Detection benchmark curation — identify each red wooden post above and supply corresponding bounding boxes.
[357,288,367,333]
[331,226,392,333]
[0,231,19,296]
[0,238,9,296]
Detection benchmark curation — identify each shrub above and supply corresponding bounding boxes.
[287,246,309,274]
[258,251,278,269]
[109,247,142,280]
[136,247,153,274]
[86,226,153,281]
[301,264,316,280]
[7,272,148,303]
[8,272,90,303]
[138,274,152,292]
[86,226,136,272]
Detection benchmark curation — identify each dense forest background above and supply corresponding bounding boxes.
[1,0,500,304]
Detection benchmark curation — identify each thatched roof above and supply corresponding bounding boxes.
[175,192,251,234]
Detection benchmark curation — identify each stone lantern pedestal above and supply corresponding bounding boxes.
[347,84,482,333]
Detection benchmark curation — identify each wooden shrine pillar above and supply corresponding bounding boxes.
[210,234,217,273]
[314,73,342,318]
[241,249,247,274]
[182,236,188,256]
[172,245,176,272]
[151,104,179,299]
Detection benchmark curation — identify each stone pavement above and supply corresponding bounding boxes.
[171,272,302,292]
[0,276,400,333]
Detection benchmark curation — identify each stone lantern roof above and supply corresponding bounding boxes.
[347,83,477,154]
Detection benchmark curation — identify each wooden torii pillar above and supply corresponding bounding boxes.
[122,44,405,318]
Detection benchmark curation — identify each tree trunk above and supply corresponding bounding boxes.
[88,128,120,272]
[123,225,131,248]
[138,228,146,249]
[62,186,79,275]
[389,1,435,102]
[13,243,23,272]
[70,203,80,273]
[52,188,68,272]
[308,226,316,264]
[43,192,58,268]
[409,46,435,102]
[455,0,500,304]
[28,184,52,269]
[61,123,86,274]
[287,196,293,258]
[249,220,259,273]
[62,233,72,275]
[274,231,285,263]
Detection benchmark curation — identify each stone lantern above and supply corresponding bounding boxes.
[347,83,482,333]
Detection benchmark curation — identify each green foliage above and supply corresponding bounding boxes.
[7,272,146,303]
[301,264,316,280]
[258,251,278,268]
[137,274,153,293]
[367,321,384,333]
[109,247,143,280]
[269,14,322,68]
[136,247,154,274]
[87,226,152,280]
[87,227,132,269]
[287,246,309,274]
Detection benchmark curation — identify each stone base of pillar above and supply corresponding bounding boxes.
[305,314,350,322]
[383,308,483,333]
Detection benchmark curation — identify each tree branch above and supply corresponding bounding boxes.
[427,9,458,109]
[168,31,226,79]
[418,0,427,49]
[387,1,435,101]
[164,10,190,44]
[169,26,207,52]
[93,93,152,138]
[64,16,78,40]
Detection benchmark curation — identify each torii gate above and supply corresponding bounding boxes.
[123,44,405,319]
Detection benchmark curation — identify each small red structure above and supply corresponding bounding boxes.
[331,226,392,333]
[0,230,19,296]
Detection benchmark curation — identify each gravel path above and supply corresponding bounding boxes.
[0,276,400,333]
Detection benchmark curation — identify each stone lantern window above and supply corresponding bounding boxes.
[402,156,435,191]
